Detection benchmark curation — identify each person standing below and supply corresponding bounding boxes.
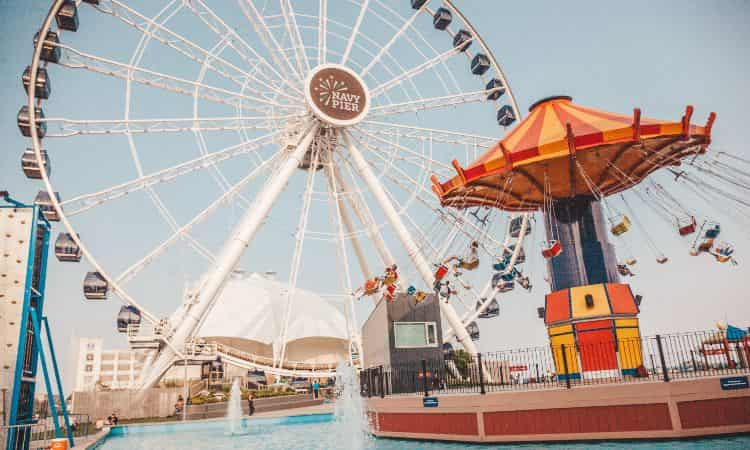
[247,393,255,416]
[312,380,320,399]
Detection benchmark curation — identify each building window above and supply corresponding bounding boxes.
[86,354,94,361]
[393,322,438,348]
[85,364,93,372]
[86,342,95,350]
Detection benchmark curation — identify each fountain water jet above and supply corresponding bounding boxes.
[226,378,245,435]
[333,361,371,450]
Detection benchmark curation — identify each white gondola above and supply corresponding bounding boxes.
[471,53,491,75]
[497,105,517,127]
[433,7,452,30]
[21,149,50,179]
[453,29,472,52]
[22,66,51,99]
[34,190,61,222]
[476,298,500,319]
[537,307,546,319]
[17,106,47,138]
[466,321,480,341]
[55,1,79,32]
[486,78,506,101]
[33,31,61,63]
[83,271,108,300]
[117,305,142,333]
[509,216,530,237]
[54,232,81,262]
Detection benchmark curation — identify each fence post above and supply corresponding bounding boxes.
[477,354,486,395]
[656,335,670,382]
[561,344,571,389]
[379,366,385,398]
[421,359,429,397]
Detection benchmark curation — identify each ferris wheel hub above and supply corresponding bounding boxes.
[305,64,370,127]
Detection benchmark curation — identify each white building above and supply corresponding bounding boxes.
[74,338,145,391]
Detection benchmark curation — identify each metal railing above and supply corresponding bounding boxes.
[361,329,750,398]
[1,414,92,450]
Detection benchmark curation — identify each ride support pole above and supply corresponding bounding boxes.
[477,354,486,395]
[656,335,670,382]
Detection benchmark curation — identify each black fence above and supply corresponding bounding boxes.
[360,330,750,398]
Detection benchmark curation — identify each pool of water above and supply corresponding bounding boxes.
[93,414,750,450]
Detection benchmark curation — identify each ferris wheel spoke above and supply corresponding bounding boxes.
[276,146,322,367]
[325,157,362,362]
[360,2,426,78]
[350,142,505,252]
[92,0,297,106]
[367,88,498,119]
[353,127,455,174]
[360,120,497,148]
[38,115,291,138]
[52,43,298,114]
[238,0,304,83]
[116,152,282,285]
[340,0,369,66]
[184,0,303,98]
[317,0,328,65]
[60,131,280,216]
[370,44,467,98]
[279,0,311,75]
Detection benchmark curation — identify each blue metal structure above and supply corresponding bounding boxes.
[2,192,73,449]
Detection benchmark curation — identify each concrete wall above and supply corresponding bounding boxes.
[362,297,389,368]
[71,388,183,421]
[366,375,750,443]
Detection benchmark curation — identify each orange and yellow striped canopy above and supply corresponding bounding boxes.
[433,96,716,211]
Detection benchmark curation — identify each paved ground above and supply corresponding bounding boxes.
[249,402,334,419]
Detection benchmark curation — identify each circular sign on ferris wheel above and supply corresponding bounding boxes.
[305,64,370,127]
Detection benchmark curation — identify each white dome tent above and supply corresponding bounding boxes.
[193,272,350,371]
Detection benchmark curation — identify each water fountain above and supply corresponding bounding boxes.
[226,378,245,435]
[333,361,371,450]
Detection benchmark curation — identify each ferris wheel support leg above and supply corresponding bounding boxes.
[138,121,320,389]
[343,132,479,357]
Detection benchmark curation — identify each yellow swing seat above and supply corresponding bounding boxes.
[458,258,479,270]
[610,215,631,236]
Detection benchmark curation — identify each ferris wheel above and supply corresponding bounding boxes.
[21,0,533,383]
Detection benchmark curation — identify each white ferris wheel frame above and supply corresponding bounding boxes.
[26,0,531,382]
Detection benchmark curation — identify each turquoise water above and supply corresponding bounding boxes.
[93,414,750,450]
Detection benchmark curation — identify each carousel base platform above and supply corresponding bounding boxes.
[365,376,750,443]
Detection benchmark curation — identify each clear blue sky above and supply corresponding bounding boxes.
[1,0,749,392]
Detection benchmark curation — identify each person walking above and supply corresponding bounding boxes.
[312,380,320,399]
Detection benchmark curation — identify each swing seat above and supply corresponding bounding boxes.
[414,291,427,303]
[656,256,668,264]
[542,240,562,259]
[407,286,416,296]
[384,284,396,301]
[458,258,479,270]
[625,258,637,266]
[497,279,515,293]
[617,264,633,277]
[705,224,721,239]
[716,255,732,263]
[610,215,631,236]
[383,273,398,286]
[517,276,532,291]
[698,238,714,253]
[364,278,380,295]
[434,264,449,281]
[678,217,697,236]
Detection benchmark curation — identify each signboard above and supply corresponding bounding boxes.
[509,365,529,372]
[306,64,370,127]
[720,376,749,390]
[423,396,439,408]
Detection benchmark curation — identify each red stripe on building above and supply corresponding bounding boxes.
[378,412,478,436]
[678,397,750,429]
